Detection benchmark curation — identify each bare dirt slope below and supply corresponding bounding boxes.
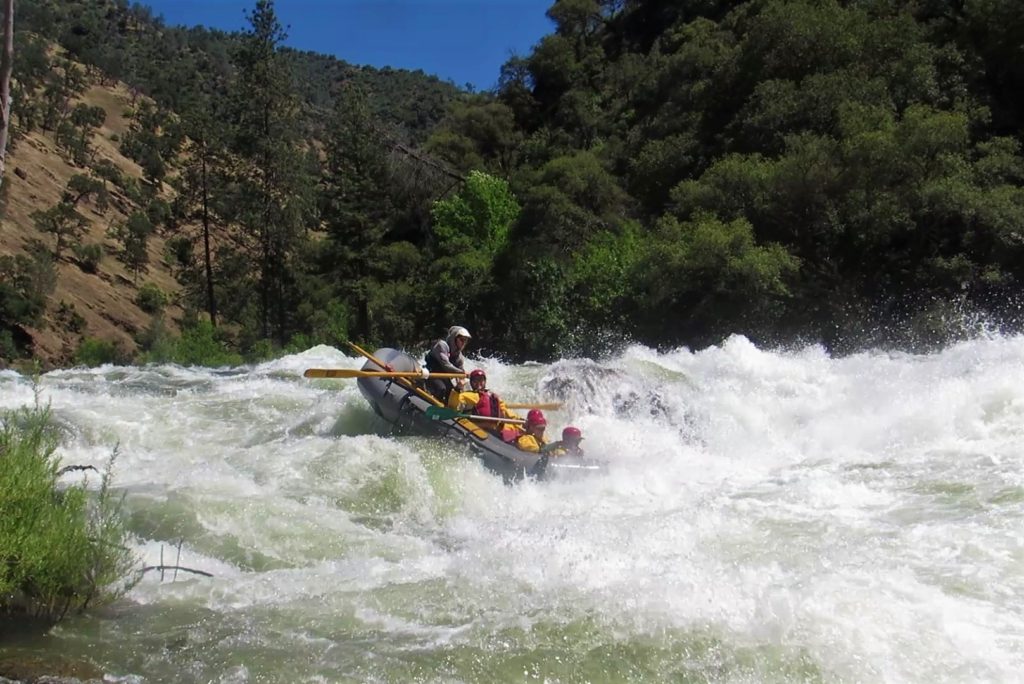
[1,80,184,368]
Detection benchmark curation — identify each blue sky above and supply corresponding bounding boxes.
[142,0,556,91]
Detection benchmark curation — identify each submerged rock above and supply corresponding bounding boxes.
[0,654,104,684]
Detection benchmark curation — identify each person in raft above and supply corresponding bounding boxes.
[448,369,522,441]
[423,325,471,402]
[543,426,585,457]
[514,409,550,453]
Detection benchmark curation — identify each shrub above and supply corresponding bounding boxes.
[55,301,85,334]
[75,338,125,367]
[138,320,242,368]
[0,403,138,621]
[164,236,192,272]
[71,243,102,274]
[0,329,19,361]
[172,320,242,367]
[246,338,276,363]
[135,283,167,314]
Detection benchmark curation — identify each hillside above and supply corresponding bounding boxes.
[7,0,1024,365]
[1,0,467,369]
[1,76,183,367]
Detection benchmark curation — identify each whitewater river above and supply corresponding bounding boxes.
[1,336,1023,683]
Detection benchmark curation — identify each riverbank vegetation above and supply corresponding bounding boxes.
[0,399,137,622]
[3,0,1024,366]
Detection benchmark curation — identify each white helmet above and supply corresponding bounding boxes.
[448,325,471,340]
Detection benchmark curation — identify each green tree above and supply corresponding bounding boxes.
[110,211,153,281]
[31,202,88,260]
[319,85,394,342]
[228,0,316,345]
[429,170,520,330]
[634,212,798,346]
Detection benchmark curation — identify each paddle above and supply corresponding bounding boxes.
[505,402,562,410]
[344,342,487,439]
[425,406,526,424]
[303,368,466,379]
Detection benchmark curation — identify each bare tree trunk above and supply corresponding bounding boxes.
[0,0,15,191]
[201,151,217,326]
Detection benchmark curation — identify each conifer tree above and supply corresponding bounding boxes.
[228,0,315,345]
[320,85,394,341]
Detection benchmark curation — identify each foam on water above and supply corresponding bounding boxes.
[4,335,1024,682]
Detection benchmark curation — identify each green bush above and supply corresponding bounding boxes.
[0,329,19,361]
[172,320,243,367]
[135,283,167,314]
[75,338,125,367]
[0,403,138,621]
[246,338,277,363]
[55,301,85,334]
[134,314,175,362]
[71,242,103,273]
[138,320,242,368]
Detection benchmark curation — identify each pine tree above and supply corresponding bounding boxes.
[228,0,315,346]
[320,85,394,341]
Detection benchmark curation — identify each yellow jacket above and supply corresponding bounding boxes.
[515,433,548,453]
[448,390,521,432]
[541,442,584,458]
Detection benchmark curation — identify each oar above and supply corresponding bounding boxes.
[505,402,562,410]
[425,406,526,424]
[303,368,465,379]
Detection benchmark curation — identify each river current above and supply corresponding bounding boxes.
[1,335,1022,683]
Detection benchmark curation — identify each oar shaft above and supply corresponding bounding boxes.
[425,406,527,424]
[304,369,465,379]
[505,402,562,410]
[463,414,526,425]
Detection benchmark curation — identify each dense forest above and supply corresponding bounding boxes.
[3,0,1024,364]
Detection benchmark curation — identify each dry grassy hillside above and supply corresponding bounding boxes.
[1,78,185,368]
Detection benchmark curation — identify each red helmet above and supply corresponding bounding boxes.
[562,426,582,441]
[526,409,546,426]
[469,369,486,382]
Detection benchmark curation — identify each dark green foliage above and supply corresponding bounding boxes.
[60,103,106,166]
[14,0,1024,362]
[55,301,85,334]
[75,338,126,366]
[135,283,167,314]
[137,319,242,368]
[65,174,108,210]
[317,84,400,343]
[71,242,103,274]
[31,203,88,260]
[0,251,55,328]
[109,212,152,281]
[634,212,798,345]
[227,0,317,345]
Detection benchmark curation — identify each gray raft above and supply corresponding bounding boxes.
[356,348,601,482]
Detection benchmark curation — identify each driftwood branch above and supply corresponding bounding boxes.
[140,564,213,578]
[141,539,212,580]
[57,464,98,476]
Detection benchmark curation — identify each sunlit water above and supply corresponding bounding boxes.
[2,335,1023,683]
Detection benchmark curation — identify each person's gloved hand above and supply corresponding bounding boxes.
[420,368,430,379]
[455,378,466,390]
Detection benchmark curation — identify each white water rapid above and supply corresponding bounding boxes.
[1,334,1022,683]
